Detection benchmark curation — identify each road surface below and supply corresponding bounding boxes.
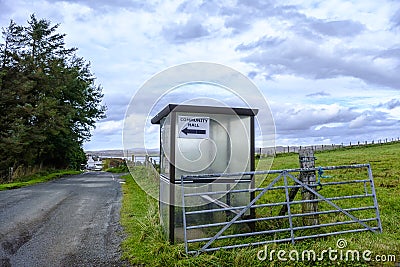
[0,171,128,267]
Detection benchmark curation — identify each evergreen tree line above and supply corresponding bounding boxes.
[0,15,106,181]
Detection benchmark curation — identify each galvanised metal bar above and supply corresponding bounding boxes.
[285,194,374,205]
[182,178,252,183]
[184,187,260,197]
[181,164,371,181]
[290,227,380,242]
[198,172,285,253]
[291,206,376,218]
[185,194,373,215]
[186,218,378,244]
[186,206,376,230]
[186,214,290,230]
[191,228,379,254]
[318,180,369,186]
[188,227,291,243]
[367,164,383,232]
[181,174,189,254]
[183,179,370,197]
[291,218,378,231]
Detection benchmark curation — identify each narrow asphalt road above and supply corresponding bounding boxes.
[0,171,128,267]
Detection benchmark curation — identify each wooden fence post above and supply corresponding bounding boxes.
[299,149,319,226]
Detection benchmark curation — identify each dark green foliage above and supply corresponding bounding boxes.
[0,15,106,181]
[104,158,129,173]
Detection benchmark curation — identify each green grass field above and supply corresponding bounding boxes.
[120,142,400,266]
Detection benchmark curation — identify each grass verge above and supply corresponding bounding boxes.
[120,143,400,266]
[0,169,82,191]
[106,165,129,173]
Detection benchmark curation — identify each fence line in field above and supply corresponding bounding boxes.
[144,155,159,180]
[130,154,160,179]
[125,137,400,172]
[259,137,400,156]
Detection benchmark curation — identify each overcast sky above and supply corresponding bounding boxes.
[1,0,399,151]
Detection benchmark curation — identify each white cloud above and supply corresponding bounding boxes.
[95,120,124,134]
[1,0,399,150]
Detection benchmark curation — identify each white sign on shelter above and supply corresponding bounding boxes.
[178,116,210,139]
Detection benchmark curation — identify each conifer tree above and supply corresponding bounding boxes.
[0,15,106,180]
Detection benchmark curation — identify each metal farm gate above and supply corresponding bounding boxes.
[180,164,382,254]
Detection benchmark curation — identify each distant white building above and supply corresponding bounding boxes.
[86,156,103,171]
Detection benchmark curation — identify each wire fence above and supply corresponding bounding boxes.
[258,137,400,156]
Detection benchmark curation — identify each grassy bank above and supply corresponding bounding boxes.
[105,165,129,173]
[120,142,400,266]
[0,169,82,191]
